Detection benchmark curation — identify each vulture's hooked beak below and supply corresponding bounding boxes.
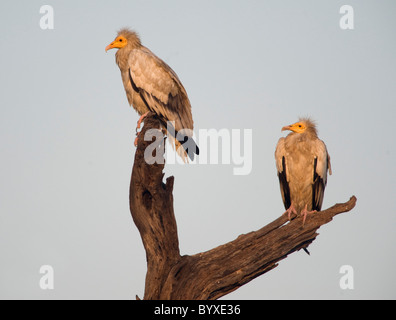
[105,42,115,52]
[282,125,292,132]
[106,37,127,52]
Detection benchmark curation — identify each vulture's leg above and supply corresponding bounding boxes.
[283,203,297,221]
[134,112,150,147]
[136,112,150,131]
[301,204,317,226]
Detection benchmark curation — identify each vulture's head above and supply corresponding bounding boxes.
[282,118,318,136]
[105,28,141,52]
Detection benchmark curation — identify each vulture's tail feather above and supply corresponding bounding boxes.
[158,118,199,162]
[177,134,199,161]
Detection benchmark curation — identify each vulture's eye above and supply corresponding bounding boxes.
[119,39,123,42]
[298,125,302,128]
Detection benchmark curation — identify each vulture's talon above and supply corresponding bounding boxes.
[301,205,317,227]
[136,111,149,131]
[283,203,297,221]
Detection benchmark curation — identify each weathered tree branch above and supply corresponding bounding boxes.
[129,113,357,300]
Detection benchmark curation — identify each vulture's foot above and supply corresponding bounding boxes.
[136,112,150,132]
[134,112,150,147]
[283,203,297,221]
[301,204,317,226]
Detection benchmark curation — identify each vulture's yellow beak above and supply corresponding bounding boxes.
[105,36,127,52]
[282,122,306,133]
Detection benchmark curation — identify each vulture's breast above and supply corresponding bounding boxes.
[286,139,316,186]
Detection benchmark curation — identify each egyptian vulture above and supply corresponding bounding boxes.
[275,118,332,225]
[106,28,199,161]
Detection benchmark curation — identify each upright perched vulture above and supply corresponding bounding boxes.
[275,118,332,225]
[106,28,199,161]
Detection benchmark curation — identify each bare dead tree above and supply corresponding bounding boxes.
[129,113,357,300]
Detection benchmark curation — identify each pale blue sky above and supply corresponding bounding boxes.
[0,0,395,299]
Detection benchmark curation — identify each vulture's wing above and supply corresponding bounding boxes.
[127,47,194,134]
[312,140,331,211]
[275,138,291,210]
